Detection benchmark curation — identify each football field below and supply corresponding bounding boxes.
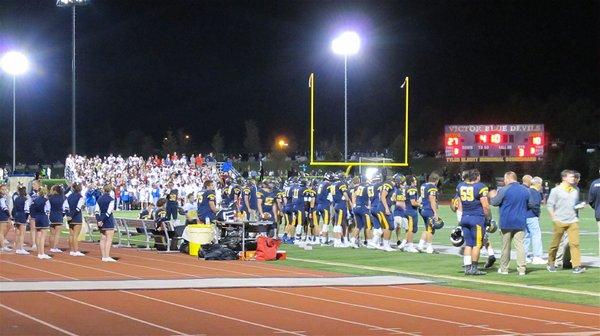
[110,207,600,306]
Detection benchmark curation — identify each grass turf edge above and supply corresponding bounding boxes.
[277,254,600,307]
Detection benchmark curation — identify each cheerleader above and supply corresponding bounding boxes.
[28,180,41,250]
[12,186,29,254]
[65,183,85,256]
[48,185,66,253]
[95,184,116,262]
[31,186,51,259]
[0,185,13,252]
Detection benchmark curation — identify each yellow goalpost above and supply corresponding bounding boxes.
[308,72,410,172]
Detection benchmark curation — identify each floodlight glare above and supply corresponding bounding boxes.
[0,51,29,76]
[56,0,89,6]
[331,31,360,56]
[365,167,378,180]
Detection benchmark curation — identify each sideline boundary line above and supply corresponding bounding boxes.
[287,257,600,297]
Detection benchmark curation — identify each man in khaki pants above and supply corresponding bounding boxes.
[489,172,530,276]
[546,170,586,274]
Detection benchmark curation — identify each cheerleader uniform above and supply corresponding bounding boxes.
[30,196,50,229]
[12,195,28,225]
[66,192,84,225]
[48,194,66,225]
[95,193,115,230]
[0,196,10,223]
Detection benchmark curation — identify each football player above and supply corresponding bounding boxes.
[257,181,277,237]
[402,175,420,252]
[374,174,401,251]
[274,181,287,233]
[417,172,441,254]
[197,180,217,224]
[331,173,352,247]
[394,175,408,250]
[351,176,372,248]
[303,180,318,244]
[368,173,384,246]
[457,169,489,275]
[281,179,296,243]
[316,174,333,244]
[291,179,307,242]
[239,179,258,221]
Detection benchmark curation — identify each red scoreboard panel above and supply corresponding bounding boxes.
[444,124,545,162]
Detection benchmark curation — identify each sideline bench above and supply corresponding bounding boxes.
[115,218,183,252]
[117,218,154,250]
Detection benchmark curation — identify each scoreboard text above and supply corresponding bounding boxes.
[444,124,544,162]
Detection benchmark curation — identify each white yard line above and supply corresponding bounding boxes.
[122,290,305,336]
[0,303,79,336]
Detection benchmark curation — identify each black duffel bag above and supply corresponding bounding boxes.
[199,243,238,260]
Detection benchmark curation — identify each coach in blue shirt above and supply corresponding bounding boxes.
[489,171,530,275]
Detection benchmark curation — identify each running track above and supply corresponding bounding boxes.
[1,243,599,335]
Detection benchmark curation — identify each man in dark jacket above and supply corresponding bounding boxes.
[489,171,530,276]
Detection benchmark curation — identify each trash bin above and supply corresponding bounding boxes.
[182,224,214,256]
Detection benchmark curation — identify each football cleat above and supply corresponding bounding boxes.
[484,255,496,269]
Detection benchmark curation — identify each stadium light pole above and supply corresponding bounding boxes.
[1,51,30,172]
[57,0,89,155]
[332,31,360,162]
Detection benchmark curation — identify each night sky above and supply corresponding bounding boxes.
[0,1,598,163]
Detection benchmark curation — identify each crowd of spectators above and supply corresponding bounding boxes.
[64,153,229,212]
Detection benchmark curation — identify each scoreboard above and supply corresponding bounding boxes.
[445,124,545,162]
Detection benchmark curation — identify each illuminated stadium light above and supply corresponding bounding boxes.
[331,31,360,56]
[364,167,378,180]
[331,31,360,162]
[0,51,29,75]
[276,137,289,150]
[56,0,89,6]
[1,51,30,172]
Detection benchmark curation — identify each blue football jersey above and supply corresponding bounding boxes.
[456,182,488,217]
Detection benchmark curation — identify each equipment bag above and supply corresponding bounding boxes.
[255,236,281,261]
[199,244,238,260]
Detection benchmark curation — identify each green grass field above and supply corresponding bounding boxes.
[106,207,600,306]
[114,206,599,256]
